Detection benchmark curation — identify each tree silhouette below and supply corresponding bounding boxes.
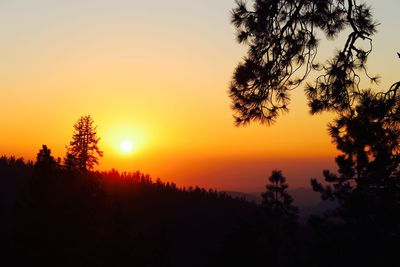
[261,170,298,267]
[35,145,58,171]
[229,2,400,263]
[312,88,400,204]
[30,145,59,201]
[230,0,379,125]
[63,152,77,171]
[262,170,298,221]
[305,82,400,266]
[66,115,103,171]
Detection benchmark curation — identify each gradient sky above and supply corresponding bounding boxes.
[1,0,399,192]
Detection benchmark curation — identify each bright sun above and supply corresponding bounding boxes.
[120,140,134,153]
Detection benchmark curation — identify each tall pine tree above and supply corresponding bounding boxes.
[66,115,103,171]
[262,170,298,267]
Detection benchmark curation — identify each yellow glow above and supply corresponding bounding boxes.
[120,140,134,153]
[101,123,148,157]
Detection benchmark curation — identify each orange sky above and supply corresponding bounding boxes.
[1,0,399,192]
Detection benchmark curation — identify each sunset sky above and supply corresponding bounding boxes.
[1,0,399,192]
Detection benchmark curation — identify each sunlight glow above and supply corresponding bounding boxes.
[101,123,149,158]
[120,140,134,153]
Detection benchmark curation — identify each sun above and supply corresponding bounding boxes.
[120,140,134,153]
[103,124,147,155]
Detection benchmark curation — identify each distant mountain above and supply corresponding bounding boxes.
[225,187,337,223]
[288,187,337,222]
[289,187,321,206]
[225,187,321,206]
[222,191,262,203]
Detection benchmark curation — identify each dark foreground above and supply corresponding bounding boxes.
[1,156,399,267]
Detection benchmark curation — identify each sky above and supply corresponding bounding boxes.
[0,0,399,192]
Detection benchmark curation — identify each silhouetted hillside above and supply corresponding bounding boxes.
[0,157,258,267]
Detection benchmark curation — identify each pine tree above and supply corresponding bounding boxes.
[310,88,400,266]
[66,115,103,171]
[312,89,400,209]
[262,170,298,222]
[35,145,57,171]
[262,170,298,267]
[30,145,59,205]
[230,0,379,125]
[229,2,400,263]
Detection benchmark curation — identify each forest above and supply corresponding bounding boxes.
[1,0,400,266]
[0,152,257,267]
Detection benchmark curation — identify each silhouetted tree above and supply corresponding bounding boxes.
[63,152,77,172]
[230,0,379,125]
[15,145,107,267]
[262,170,298,267]
[229,2,400,264]
[66,115,103,171]
[262,170,298,221]
[309,86,400,266]
[312,88,400,206]
[34,145,58,172]
[30,145,60,202]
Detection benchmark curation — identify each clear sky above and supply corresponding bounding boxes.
[1,0,399,192]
